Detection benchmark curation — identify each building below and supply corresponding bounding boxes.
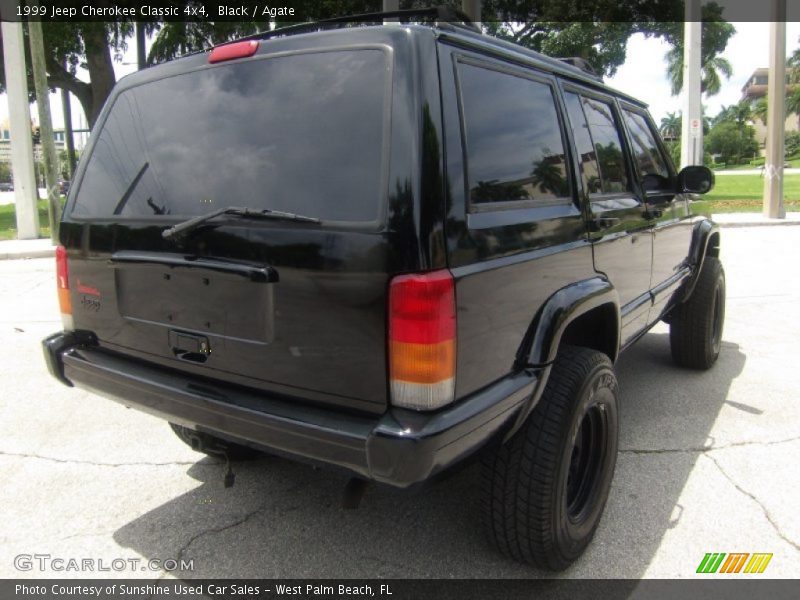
[740,67,800,147]
[0,119,74,178]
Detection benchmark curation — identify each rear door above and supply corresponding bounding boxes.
[62,47,394,413]
[561,86,653,345]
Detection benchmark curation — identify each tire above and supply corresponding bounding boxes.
[169,423,260,461]
[669,256,726,370]
[480,346,619,571]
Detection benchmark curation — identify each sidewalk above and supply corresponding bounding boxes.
[0,213,798,260]
[0,238,55,260]
[711,211,800,227]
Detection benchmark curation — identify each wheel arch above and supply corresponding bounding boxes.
[680,218,721,303]
[505,276,620,441]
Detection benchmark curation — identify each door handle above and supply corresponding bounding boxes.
[590,217,621,231]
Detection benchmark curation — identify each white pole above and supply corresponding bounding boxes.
[382,0,399,25]
[1,21,40,239]
[681,0,703,168]
[763,0,787,219]
[462,0,482,29]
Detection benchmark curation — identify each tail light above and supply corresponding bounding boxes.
[388,270,456,411]
[56,245,74,330]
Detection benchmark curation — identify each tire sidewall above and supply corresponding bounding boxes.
[709,262,726,360]
[552,362,619,560]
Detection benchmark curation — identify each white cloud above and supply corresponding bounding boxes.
[607,22,800,125]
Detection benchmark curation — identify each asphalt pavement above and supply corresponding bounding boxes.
[0,227,798,579]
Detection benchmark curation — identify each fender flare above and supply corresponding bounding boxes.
[505,276,620,440]
[679,218,720,304]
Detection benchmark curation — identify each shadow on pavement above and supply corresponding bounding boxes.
[113,331,746,578]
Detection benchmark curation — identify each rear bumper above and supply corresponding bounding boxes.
[43,332,541,488]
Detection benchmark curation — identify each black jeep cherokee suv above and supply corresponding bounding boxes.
[43,14,724,570]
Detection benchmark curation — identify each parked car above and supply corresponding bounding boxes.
[0,182,13,192]
[43,8,723,571]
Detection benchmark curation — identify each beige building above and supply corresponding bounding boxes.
[741,67,800,147]
[0,118,72,179]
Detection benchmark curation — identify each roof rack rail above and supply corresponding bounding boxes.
[219,5,480,47]
[556,57,603,82]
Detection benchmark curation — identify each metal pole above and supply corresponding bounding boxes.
[763,0,787,219]
[0,21,39,239]
[28,20,62,243]
[61,85,77,178]
[462,0,482,29]
[136,22,147,70]
[681,0,703,167]
[382,0,399,25]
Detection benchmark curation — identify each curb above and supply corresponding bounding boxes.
[715,220,800,228]
[0,249,55,260]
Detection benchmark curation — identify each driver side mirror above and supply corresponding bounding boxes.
[677,165,715,195]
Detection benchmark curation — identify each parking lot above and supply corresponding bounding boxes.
[0,226,798,579]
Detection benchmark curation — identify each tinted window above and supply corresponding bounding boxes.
[72,50,387,221]
[581,96,629,194]
[458,62,569,205]
[622,109,671,190]
[564,92,603,194]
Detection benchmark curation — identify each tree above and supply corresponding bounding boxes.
[706,120,759,165]
[0,162,11,183]
[146,1,735,83]
[659,112,682,140]
[147,1,376,65]
[0,22,143,128]
[786,88,800,129]
[753,97,769,125]
[665,46,733,97]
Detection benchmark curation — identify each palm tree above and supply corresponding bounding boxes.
[787,88,800,129]
[659,112,682,140]
[753,97,769,125]
[665,46,733,97]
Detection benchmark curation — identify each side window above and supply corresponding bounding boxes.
[564,92,602,194]
[580,96,629,194]
[622,109,672,191]
[458,61,570,206]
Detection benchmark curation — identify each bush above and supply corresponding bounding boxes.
[750,157,766,167]
[705,121,760,165]
[786,131,800,157]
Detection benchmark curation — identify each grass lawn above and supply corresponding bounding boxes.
[702,173,800,213]
[0,199,62,241]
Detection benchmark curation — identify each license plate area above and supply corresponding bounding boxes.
[115,262,274,343]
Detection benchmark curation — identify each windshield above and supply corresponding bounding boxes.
[71,49,388,222]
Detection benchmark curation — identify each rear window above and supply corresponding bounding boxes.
[71,49,388,222]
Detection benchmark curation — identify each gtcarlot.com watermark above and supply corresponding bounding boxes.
[14,553,194,573]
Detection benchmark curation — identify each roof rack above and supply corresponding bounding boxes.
[556,57,603,82]
[218,5,480,47]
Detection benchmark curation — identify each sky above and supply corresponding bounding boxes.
[3,21,800,131]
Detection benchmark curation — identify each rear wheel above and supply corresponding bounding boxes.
[480,346,619,570]
[669,256,725,369]
[169,423,260,461]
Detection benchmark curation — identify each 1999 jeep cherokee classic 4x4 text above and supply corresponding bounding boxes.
[43,9,724,570]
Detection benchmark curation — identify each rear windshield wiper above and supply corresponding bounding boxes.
[162,206,320,240]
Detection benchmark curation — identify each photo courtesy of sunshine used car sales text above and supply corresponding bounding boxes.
[14,583,393,597]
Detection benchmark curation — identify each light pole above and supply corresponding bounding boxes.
[763,0,787,219]
[681,0,703,168]
[0,20,39,239]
